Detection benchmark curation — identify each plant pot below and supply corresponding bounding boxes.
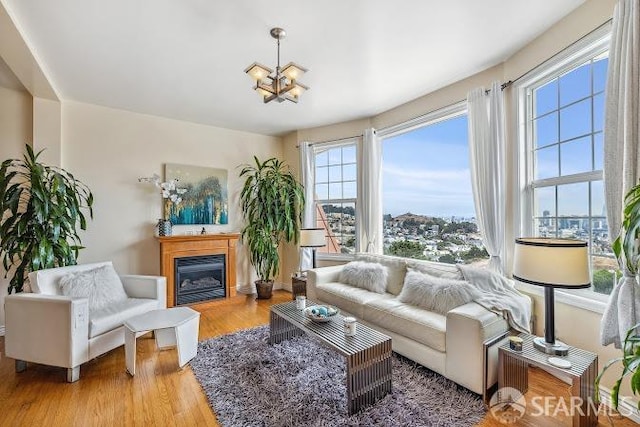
[255,280,274,299]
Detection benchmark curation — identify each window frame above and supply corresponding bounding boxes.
[514,23,612,309]
[312,138,359,260]
[377,101,467,140]
[379,101,478,263]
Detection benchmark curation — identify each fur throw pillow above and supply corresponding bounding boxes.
[59,264,128,311]
[339,261,388,294]
[398,268,480,314]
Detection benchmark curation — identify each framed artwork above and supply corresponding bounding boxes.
[164,163,228,225]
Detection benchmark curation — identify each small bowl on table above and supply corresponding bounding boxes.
[304,305,339,323]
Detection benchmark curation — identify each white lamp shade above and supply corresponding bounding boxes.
[244,62,273,81]
[281,62,308,80]
[299,228,325,247]
[513,237,590,288]
[289,82,309,98]
[256,85,274,98]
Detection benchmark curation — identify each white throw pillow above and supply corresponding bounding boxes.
[406,258,463,280]
[354,253,407,295]
[339,261,388,294]
[398,268,480,314]
[59,264,129,311]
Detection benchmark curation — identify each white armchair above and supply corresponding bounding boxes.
[4,262,166,382]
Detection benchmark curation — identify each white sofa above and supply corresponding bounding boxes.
[307,253,529,395]
[4,262,166,382]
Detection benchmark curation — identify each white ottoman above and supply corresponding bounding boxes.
[124,307,200,376]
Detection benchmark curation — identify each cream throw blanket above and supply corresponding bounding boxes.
[458,264,531,333]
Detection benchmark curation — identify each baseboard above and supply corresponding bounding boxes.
[599,386,640,423]
[0,326,5,337]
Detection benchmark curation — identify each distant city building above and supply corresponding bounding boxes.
[315,207,613,267]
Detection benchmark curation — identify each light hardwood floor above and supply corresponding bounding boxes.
[0,290,635,426]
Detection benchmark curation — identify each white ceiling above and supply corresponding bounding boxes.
[2,0,585,136]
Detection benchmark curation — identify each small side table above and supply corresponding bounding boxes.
[291,275,307,300]
[124,307,200,376]
[498,334,598,427]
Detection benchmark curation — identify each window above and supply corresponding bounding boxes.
[379,104,488,264]
[313,141,357,255]
[518,27,614,296]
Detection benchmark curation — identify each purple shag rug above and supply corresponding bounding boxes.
[190,326,486,427]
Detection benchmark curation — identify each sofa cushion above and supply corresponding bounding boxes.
[363,296,447,352]
[398,269,480,315]
[29,261,114,295]
[315,282,385,319]
[59,264,129,312]
[339,261,388,294]
[355,253,408,295]
[89,298,159,338]
[405,258,463,280]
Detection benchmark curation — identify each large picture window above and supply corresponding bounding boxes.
[379,105,488,265]
[313,142,357,255]
[518,29,614,296]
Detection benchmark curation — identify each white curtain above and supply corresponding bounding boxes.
[299,141,315,271]
[356,128,383,253]
[601,0,640,348]
[466,81,506,274]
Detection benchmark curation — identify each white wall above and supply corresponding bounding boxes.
[0,85,33,329]
[61,101,283,294]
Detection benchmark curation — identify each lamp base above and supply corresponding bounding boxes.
[533,336,569,356]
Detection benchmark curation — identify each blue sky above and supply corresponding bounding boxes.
[382,56,608,219]
[383,115,473,217]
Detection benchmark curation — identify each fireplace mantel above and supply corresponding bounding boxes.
[157,234,239,306]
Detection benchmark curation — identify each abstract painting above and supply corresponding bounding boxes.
[164,163,228,225]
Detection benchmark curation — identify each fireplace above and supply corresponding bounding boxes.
[158,234,238,307]
[174,255,226,305]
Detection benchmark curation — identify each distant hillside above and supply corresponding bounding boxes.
[390,212,433,223]
[322,204,355,216]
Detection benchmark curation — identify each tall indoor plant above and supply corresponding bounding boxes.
[595,182,640,409]
[0,145,94,293]
[613,182,640,278]
[239,156,304,299]
[596,323,640,410]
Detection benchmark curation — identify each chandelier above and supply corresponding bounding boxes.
[244,27,308,104]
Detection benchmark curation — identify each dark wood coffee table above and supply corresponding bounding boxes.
[269,300,392,415]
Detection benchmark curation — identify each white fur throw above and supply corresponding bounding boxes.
[339,261,388,294]
[59,264,128,311]
[457,264,531,333]
[398,268,480,314]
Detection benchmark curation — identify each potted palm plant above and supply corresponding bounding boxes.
[595,182,640,409]
[613,182,640,278]
[0,145,94,293]
[239,156,304,299]
[596,323,640,410]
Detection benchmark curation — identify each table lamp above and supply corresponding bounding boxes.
[299,228,326,270]
[513,237,590,356]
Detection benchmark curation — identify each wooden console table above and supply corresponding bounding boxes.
[157,234,239,307]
